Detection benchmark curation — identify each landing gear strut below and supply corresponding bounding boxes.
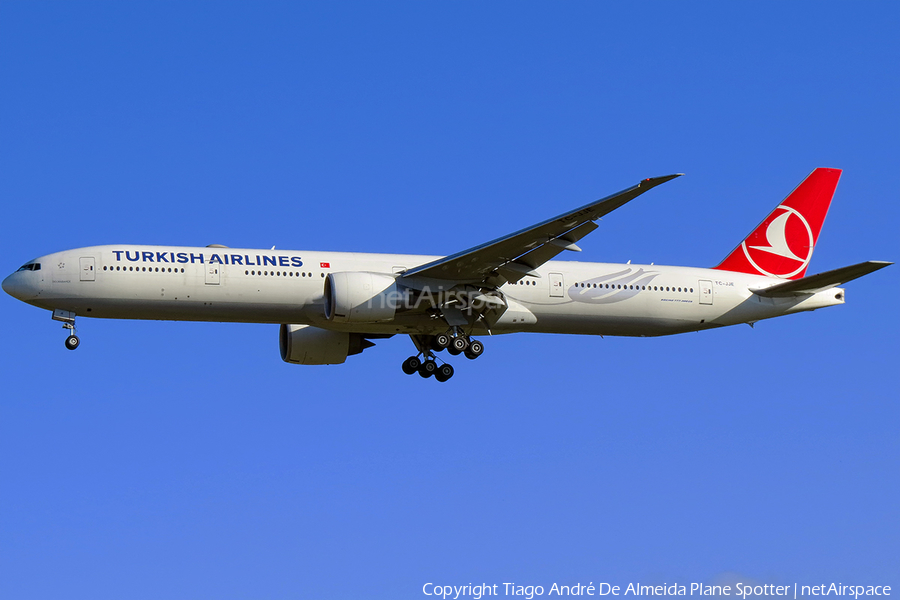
[52,309,80,351]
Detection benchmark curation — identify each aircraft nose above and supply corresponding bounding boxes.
[2,272,30,300]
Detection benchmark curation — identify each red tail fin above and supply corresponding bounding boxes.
[713,168,841,280]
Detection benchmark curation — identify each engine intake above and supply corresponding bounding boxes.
[324,272,399,323]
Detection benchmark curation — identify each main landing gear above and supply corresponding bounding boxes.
[401,330,485,382]
[52,309,80,350]
[401,355,455,382]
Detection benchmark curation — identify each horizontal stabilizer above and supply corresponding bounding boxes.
[751,261,892,297]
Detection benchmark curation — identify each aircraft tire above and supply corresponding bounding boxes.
[432,333,451,350]
[435,364,454,382]
[402,356,421,375]
[65,335,80,350]
[464,340,484,360]
[418,360,437,378]
[450,336,468,353]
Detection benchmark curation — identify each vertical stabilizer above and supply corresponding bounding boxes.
[713,168,841,280]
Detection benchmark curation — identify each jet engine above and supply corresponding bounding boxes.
[324,272,400,323]
[279,324,374,365]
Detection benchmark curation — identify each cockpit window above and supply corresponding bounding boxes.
[16,263,41,272]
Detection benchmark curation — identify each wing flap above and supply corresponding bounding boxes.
[751,261,892,297]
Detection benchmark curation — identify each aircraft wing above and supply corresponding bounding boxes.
[751,260,892,297]
[402,174,683,284]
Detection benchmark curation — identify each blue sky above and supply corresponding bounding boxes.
[1,3,897,599]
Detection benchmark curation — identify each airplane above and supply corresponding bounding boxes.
[3,168,891,382]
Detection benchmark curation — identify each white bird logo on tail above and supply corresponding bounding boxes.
[749,210,805,261]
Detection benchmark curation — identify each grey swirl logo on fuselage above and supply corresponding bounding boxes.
[567,267,660,304]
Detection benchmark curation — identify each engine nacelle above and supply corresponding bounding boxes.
[279,324,372,365]
[324,271,399,323]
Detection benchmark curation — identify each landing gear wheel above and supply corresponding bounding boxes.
[402,356,421,375]
[432,333,451,351]
[464,339,484,360]
[450,336,468,354]
[65,335,80,350]
[418,359,438,378]
[435,363,455,382]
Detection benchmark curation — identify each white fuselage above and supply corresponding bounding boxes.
[3,244,845,337]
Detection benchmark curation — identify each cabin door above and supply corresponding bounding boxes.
[79,257,95,281]
[699,280,713,305]
[205,264,220,285]
[549,272,564,297]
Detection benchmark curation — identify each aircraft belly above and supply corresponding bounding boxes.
[34,296,319,324]
[528,312,702,336]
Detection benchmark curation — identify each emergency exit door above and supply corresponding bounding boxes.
[79,257,95,281]
[205,264,220,285]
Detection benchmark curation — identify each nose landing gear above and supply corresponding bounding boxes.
[52,309,80,350]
